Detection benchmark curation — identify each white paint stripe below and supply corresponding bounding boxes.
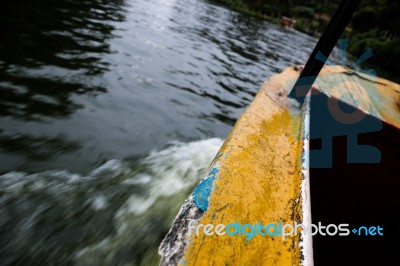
[301,95,314,266]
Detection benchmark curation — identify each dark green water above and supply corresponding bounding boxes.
[0,0,319,174]
[0,0,340,265]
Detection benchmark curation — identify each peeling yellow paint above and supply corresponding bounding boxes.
[181,67,305,266]
[175,65,400,266]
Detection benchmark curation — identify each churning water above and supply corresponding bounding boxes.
[0,138,222,265]
[0,0,350,264]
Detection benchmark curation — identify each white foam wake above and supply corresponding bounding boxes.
[0,138,223,265]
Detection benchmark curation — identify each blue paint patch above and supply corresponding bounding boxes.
[193,166,219,211]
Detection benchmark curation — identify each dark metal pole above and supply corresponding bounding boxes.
[288,0,361,104]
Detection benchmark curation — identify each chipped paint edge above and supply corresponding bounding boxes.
[192,163,220,212]
[158,162,222,266]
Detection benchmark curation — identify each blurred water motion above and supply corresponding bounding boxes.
[0,0,335,264]
[0,139,222,265]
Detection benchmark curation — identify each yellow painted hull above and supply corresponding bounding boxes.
[159,66,400,266]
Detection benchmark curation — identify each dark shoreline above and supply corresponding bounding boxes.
[207,0,399,81]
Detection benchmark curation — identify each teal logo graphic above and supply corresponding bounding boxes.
[352,225,384,236]
[188,220,384,241]
[286,39,382,168]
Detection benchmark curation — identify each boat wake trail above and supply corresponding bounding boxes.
[0,138,222,265]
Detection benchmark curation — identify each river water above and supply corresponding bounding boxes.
[0,0,337,264]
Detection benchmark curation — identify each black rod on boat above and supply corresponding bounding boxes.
[288,0,361,104]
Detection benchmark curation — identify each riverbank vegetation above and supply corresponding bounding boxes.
[212,0,399,73]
